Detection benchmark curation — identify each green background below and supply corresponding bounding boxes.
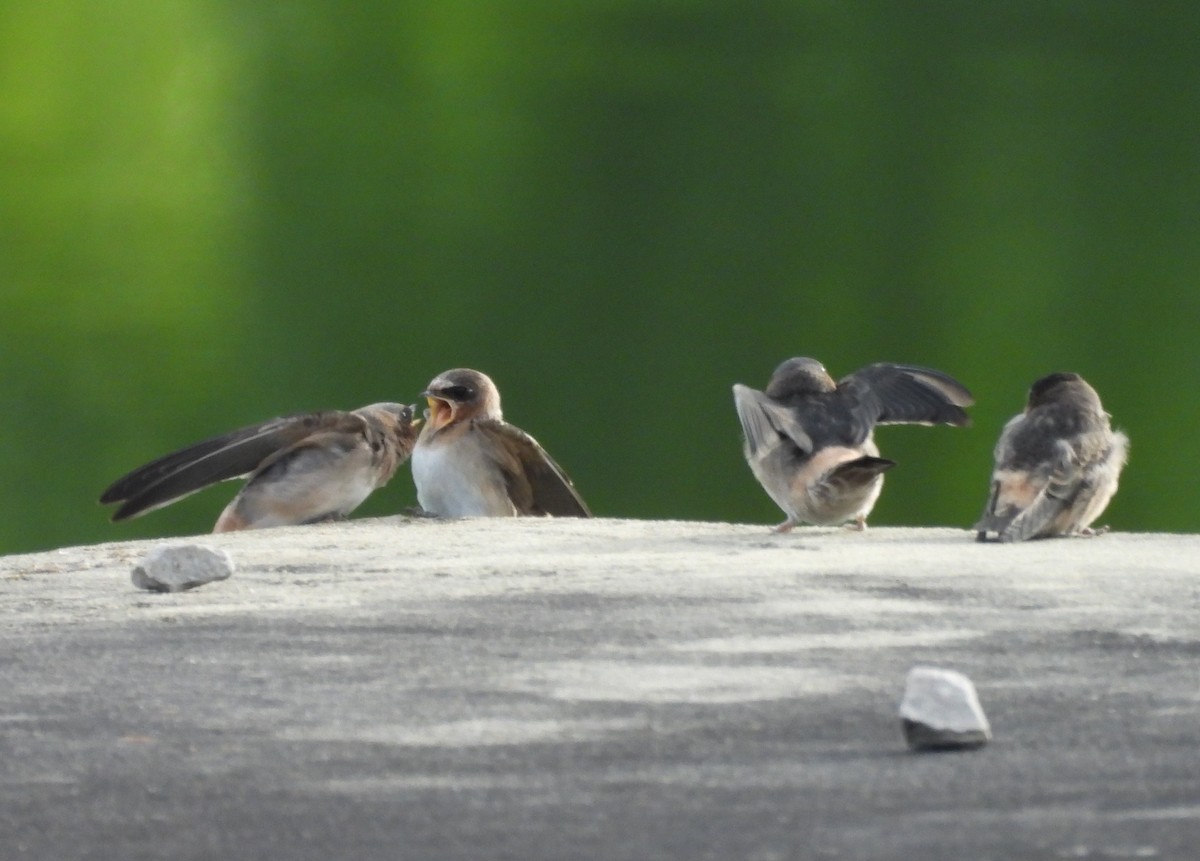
[3,2,1196,554]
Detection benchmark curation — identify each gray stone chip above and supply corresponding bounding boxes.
[900,665,992,751]
[131,544,234,593]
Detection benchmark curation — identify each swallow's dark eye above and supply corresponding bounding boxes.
[442,385,474,401]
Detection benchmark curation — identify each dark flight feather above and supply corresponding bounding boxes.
[100,412,365,521]
[478,420,591,518]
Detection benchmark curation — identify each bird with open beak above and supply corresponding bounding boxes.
[974,372,1128,542]
[100,403,421,532]
[411,368,591,518]
[733,357,974,532]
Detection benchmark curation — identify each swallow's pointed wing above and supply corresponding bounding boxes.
[973,472,1069,541]
[994,457,1080,542]
[476,420,591,517]
[732,384,814,460]
[841,364,974,428]
[100,411,360,521]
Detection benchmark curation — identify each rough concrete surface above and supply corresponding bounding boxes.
[1,517,1197,860]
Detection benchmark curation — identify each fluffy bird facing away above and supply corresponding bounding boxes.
[974,372,1128,542]
[100,403,420,532]
[411,368,590,518]
[733,357,974,532]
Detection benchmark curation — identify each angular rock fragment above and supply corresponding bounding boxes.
[131,544,234,593]
[899,666,991,751]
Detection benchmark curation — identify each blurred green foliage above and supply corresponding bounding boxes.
[2,1,1197,553]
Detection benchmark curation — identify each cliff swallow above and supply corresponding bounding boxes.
[733,357,974,531]
[411,368,590,517]
[100,403,420,532]
[974,372,1128,542]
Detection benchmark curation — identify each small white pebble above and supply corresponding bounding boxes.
[899,666,991,751]
[131,544,234,593]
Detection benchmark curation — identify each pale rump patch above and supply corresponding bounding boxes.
[990,469,1042,515]
[786,445,885,527]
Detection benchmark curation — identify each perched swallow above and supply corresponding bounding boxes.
[410,368,590,518]
[974,372,1128,542]
[100,403,420,532]
[733,357,974,532]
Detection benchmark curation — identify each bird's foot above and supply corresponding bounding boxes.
[402,506,441,519]
[301,512,348,526]
[771,520,797,534]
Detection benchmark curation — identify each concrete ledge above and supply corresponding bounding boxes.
[2,518,1198,860]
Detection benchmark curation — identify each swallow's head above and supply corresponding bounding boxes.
[382,402,419,427]
[357,403,423,450]
[765,357,837,401]
[1025,372,1100,413]
[421,368,503,432]
[397,403,422,437]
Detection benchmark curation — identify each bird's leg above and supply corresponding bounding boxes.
[303,512,347,525]
[771,518,797,533]
[849,515,868,532]
[402,506,441,519]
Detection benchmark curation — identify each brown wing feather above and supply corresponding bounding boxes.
[100,411,365,521]
[732,384,814,459]
[476,420,591,517]
[842,364,974,428]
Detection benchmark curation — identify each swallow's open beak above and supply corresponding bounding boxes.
[423,393,452,431]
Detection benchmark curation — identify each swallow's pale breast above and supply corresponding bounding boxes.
[975,372,1128,542]
[100,402,420,532]
[733,357,973,532]
[411,368,590,518]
